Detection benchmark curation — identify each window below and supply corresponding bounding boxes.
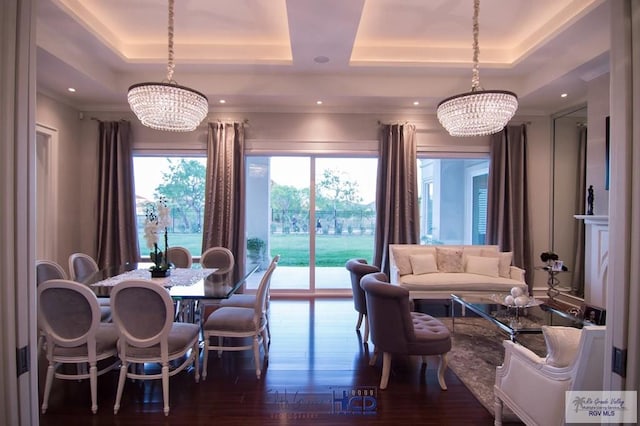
[133,156,207,258]
[417,158,489,245]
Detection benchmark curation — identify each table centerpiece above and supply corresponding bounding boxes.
[144,197,172,278]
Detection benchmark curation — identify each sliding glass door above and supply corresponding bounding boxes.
[245,156,377,293]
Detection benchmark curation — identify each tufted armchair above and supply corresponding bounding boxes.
[361,272,451,390]
[345,258,380,342]
[494,325,606,426]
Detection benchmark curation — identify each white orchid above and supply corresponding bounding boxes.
[144,198,171,268]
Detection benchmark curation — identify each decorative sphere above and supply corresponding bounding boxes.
[504,295,515,306]
[510,287,524,297]
[515,295,529,307]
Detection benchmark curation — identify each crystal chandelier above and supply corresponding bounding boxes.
[436,0,518,137]
[127,0,208,132]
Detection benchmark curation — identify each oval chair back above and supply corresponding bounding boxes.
[200,247,234,273]
[166,246,193,268]
[68,252,99,282]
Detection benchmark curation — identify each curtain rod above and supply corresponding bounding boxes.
[89,117,128,122]
[377,120,410,125]
[210,118,249,124]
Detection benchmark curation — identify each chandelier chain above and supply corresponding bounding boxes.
[471,0,480,91]
[167,0,175,82]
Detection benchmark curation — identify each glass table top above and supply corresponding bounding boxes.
[450,293,590,341]
[82,262,259,300]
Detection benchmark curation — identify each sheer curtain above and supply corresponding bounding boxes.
[373,123,419,275]
[96,120,139,268]
[202,122,246,277]
[486,124,532,291]
[571,126,587,296]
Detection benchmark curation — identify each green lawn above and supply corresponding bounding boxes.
[269,234,374,266]
[138,232,374,267]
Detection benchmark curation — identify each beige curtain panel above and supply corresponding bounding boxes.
[373,123,419,275]
[202,122,246,279]
[96,120,139,268]
[487,124,532,291]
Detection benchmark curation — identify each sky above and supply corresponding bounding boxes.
[270,157,378,204]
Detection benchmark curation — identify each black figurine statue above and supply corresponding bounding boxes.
[587,185,594,215]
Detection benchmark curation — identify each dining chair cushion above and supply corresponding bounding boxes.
[51,323,118,357]
[219,294,256,308]
[205,306,265,332]
[123,323,200,358]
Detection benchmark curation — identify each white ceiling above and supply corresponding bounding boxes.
[36,0,610,115]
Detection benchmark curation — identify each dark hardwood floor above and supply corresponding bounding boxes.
[38,298,522,425]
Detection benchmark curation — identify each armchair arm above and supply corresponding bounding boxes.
[509,266,526,282]
[495,340,572,426]
[389,265,402,284]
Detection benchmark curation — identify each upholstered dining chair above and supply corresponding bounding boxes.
[38,279,119,414]
[110,279,200,416]
[219,255,281,343]
[198,246,236,322]
[345,258,380,343]
[166,246,192,268]
[68,252,99,282]
[36,260,69,355]
[202,255,279,380]
[360,272,451,390]
[200,246,234,272]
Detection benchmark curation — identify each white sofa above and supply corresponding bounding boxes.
[389,244,528,299]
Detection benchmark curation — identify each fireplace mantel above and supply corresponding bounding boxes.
[574,215,609,225]
[574,215,608,307]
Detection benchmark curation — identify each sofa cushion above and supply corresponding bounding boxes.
[409,254,438,275]
[465,255,499,278]
[392,246,436,276]
[481,249,513,278]
[398,272,527,293]
[436,247,463,272]
[462,246,484,268]
[542,326,582,367]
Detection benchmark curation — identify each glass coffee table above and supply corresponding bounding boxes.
[450,293,589,342]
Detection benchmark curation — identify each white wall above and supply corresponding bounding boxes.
[586,73,610,216]
[36,94,88,272]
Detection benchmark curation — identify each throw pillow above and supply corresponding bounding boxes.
[436,247,463,273]
[391,246,437,276]
[481,249,513,278]
[409,254,438,275]
[462,246,484,269]
[542,326,582,367]
[465,255,500,278]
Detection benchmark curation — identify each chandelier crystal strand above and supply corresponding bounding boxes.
[127,0,208,132]
[167,0,174,82]
[436,0,518,137]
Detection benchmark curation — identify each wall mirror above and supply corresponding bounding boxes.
[551,105,587,298]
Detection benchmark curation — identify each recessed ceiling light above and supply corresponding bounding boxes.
[67,87,76,92]
[314,56,330,64]
[561,93,568,98]
[413,101,420,106]
[316,100,323,105]
[219,99,226,104]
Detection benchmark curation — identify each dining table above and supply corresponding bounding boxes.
[81,262,259,323]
